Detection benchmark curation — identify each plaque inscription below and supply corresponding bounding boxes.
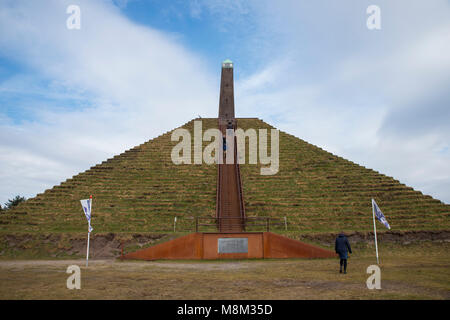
[218,238,248,253]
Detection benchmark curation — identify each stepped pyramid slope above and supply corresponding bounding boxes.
[2,118,449,234]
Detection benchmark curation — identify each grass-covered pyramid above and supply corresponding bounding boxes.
[2,118,449,234]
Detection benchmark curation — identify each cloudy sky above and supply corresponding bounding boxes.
[0,0,449,205]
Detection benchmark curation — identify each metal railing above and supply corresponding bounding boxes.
[215,119,246,232]
[187,216,286,233]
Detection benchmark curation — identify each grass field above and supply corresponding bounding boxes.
[1,241,448,300]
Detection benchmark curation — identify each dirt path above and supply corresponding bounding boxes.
[1,246,449,300]
[0,259,258,271]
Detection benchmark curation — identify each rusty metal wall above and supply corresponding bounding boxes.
[121,233,203,260]
[263,232,337,258]
[121,232,336,260]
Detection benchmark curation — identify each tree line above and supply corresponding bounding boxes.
[0,195,26,212]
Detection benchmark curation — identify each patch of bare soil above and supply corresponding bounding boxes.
[0,233,169,259]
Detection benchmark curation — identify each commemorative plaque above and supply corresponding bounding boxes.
[218,238,248,253]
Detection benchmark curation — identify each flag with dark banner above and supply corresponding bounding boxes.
[372,199,390,229]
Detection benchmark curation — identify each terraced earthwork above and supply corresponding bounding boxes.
[2,118,448,235]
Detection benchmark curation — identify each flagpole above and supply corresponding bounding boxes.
[372,198,379,264]
[86,224,90,267]
[86,195,92,267]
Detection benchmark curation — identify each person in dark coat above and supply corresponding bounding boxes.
[335,232,352,274]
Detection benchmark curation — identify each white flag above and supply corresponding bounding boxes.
[80,199,93,232]
[80,199,91,221]
[372,199,391,229]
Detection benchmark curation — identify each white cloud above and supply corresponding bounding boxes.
[1,0,449,207]
[0,0,217,204]
[233,0,450,203]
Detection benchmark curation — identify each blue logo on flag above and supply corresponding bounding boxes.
[373,200,390,229]
[80,199,91,221]
[80,198,93,233]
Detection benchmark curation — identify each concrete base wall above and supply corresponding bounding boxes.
[122,232,336,260]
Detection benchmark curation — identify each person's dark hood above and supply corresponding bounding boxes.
[338,233,345,237]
